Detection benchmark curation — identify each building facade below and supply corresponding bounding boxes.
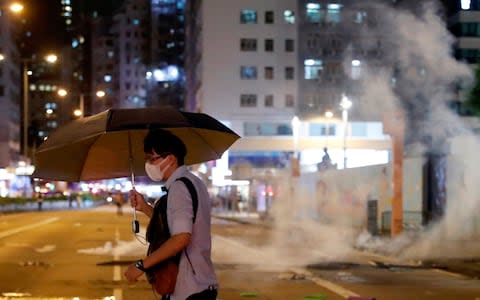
[0,9,22,167]
[185,0,390,171]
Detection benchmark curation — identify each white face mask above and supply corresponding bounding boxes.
[145,157,172,182]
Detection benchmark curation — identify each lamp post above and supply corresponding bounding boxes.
[22,53,58,158]
[324,110,333,147]
[340,94,352,169]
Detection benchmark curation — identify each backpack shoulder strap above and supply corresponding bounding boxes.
[175,177,198,223]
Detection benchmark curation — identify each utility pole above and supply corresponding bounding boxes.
[383,112,405,236]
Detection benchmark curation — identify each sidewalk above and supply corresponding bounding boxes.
[212,211,480,279]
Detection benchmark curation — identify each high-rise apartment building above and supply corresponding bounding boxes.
[441,0,478,115]
[0,9,22,167]
[146,0,186,108]
[185,0,390,170]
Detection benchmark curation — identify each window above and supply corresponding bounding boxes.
[0,85,5,97]
[351,60,361,79]
[284,10,295,24]
[326,3,343,23]
[461,23,480,36]
[265,66,274,79]
[265,11,274,24]
[285,39,294,52]
[240,9,257,24]
[285,67,294,80]
[354,11,367,24]
[265,39,274,52]
[240,38,257,51]
[304,59,323,79]
[265,94,274,107]
[305,3,323,23]
[240,94,257,107]
[240,66,257,79]
[461,0,471,10]
[285,94,294,107]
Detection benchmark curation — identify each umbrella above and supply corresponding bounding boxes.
[32,107,240,182]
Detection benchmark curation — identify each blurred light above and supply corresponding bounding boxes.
[0,54,4,61]
[325,111,334,118]
[106,196,113,203]
[152,65,179,82]
[73,109,82,117]
[340,94,352,110]
[96,90,106,98]
[46,109,53,115]
[45,54,58,63]
[328,4,342,10]
[461,0,471,10]
[351,60,361,67]
[304,59,316,66]
[27,70,32,76]
[9,3,24,14]
[57,88,68,97]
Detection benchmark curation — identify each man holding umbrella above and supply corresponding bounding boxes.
[124,129,218,300]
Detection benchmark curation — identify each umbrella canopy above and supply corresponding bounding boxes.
[33,107,240,182]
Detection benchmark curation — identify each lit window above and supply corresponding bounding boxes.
[240,66,257,79]
[306,3,323,23]
[107,51,114,58]
[29,84,36,91]
[354,11,367,24]
[461,0,471,10]
[326,3,343,23]
[351,60,361,79]
[71,39,79,48]
[284,10,295,24]
[104,75,112,82]
[45,103,57,109]
[133,19,140,25]
[240,9,257,24]
[304,59,322,79]
[66,19,72,25]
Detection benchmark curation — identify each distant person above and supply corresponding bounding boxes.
[36,193,44,211]
[76,194,83,208]
[113,192,124,215]
[124,129,218,299]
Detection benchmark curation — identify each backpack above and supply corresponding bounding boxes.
[144,177,198,295]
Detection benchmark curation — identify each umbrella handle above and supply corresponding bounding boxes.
[128,131,140,234]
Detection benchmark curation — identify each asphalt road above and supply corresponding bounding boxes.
[0,207,478,300]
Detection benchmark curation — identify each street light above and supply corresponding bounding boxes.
[22,53,58,158]
[8,2,23,13]
[340,94,352,169]
[324,110,333,147]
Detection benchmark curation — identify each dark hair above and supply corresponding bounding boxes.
[144,129,187,165]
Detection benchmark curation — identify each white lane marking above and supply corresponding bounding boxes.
[0,217,59,239]
[113,227,123,300]
[213,234,360,298]
[290,267,360,299]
